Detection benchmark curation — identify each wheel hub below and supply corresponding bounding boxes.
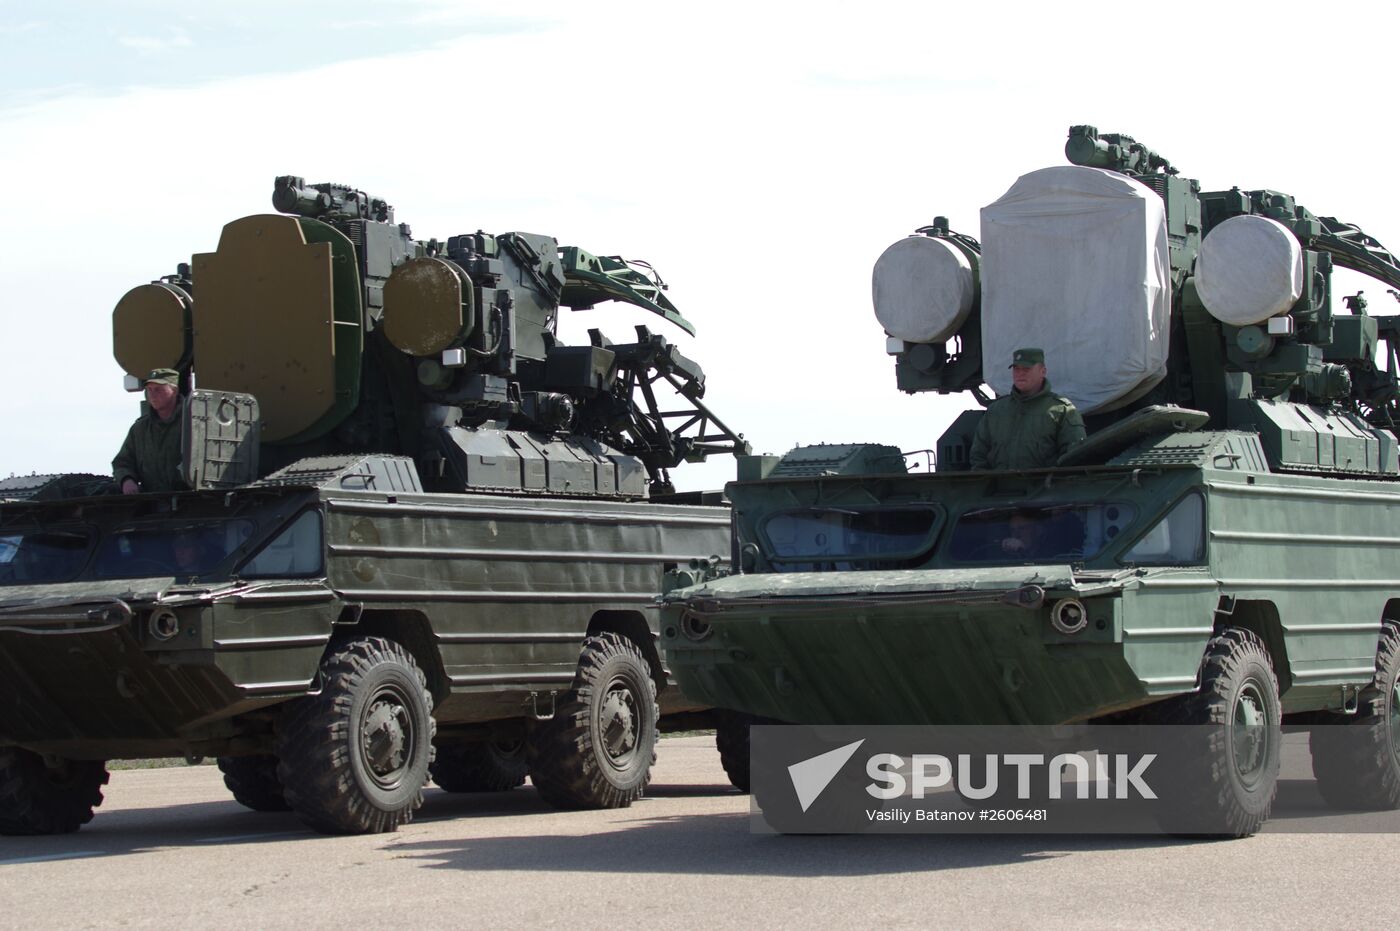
[599,684,638,760]
[362,697,410,781]
[492,737,525,760]
[1232,681,1269,784]
[40,754,81,789]
[1389,680,1400,767]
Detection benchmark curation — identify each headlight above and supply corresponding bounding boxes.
[148,608,181,641]
[1050,597,1088,636]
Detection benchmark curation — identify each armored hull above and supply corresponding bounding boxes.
[664,431,1397,726]
[1,473,728,758]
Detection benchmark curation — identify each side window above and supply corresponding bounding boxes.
[1121,494,1204,565]
[241,511,324,578]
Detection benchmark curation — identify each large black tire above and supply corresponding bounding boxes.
[430,738,528,793]
[1310,621,1400,810]
[276,638,436,834]
[217,755,290,812]
[527,632,658,810]
[1150,627,1281,837]
[0,749,109,836]
[715,710,756,793]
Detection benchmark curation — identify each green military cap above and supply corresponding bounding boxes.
[143,368,181,387]
[1009,348,1044,368]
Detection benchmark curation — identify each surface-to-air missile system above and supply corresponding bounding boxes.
[0,177,748,835]
[661,126,1400,834]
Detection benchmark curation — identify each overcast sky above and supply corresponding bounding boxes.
[3,0,1397,490]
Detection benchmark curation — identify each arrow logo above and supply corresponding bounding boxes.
[787,739,866,812]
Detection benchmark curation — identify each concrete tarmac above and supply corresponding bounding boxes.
[0,735,1393,929]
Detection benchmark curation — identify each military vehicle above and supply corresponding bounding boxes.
[0,177,747,836]
[661,126,1400,835]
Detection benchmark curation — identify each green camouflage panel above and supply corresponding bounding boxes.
[969,379,1085,470]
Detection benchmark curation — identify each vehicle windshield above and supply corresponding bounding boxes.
[0,529,95,585]
[92,520,256,579]
[947,503,1136,564]
[762,506,943,570]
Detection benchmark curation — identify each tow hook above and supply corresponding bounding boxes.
[86,601,133,626]
[1001,584,1045,609]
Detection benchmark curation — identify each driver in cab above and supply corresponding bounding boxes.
[996,509,1083,561]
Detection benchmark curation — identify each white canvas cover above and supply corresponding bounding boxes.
[1195,215,1303,326]
[872,235,976,343]
[980,166,1171,414]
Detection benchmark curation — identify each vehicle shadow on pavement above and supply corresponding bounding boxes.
[0,802,313,863]
[0,809,412,863]
[414,786,619,822]
[0,782,749,863]
[1261,779,1400,831]
[629,782,742,799]
[12,778,1371,865]
[414,780,742,822]
[391,810,1187,878]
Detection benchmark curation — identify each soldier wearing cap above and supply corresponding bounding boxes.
[113,368,187,494]
[969,348,1085,470]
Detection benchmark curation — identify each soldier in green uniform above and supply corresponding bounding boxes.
[969,348,1085,470]
[113,368,186,494]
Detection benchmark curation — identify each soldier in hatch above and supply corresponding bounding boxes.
[968,348,1086,470]
[113,368,186,494]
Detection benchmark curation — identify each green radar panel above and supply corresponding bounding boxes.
[191,215,363,444]
[112,281,191,379]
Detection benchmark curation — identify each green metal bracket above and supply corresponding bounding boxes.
[1313,217,1400,293]
[558,246,696,336]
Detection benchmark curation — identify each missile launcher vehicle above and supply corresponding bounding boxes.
[661,126,1400,835]
[0,177,747,835]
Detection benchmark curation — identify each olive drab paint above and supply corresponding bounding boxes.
[663,126,1400,837]
[0,177,750,837]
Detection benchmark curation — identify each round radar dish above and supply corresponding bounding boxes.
[1195,215,1303,326]
[383,258,474,357]
[112,282,190,378]
[872,236,975,344]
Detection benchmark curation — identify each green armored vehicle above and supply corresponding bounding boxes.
[662,127,1400,834]
[0,177,746,835]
